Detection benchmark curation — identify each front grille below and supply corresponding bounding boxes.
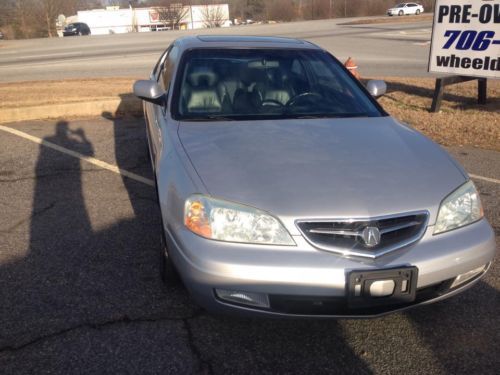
[296,211,429,258]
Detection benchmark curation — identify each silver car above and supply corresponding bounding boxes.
[134,36,495,317]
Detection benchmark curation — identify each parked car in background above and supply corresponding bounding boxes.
[134,35,495,318]
[387,3,424,16]
[63,22,91,36]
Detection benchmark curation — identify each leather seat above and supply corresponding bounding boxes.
[257,69,295,106]
[182,67,222,114]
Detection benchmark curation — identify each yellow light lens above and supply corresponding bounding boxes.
[185,200,212,238]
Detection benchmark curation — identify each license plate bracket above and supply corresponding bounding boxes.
[347,267,418,309]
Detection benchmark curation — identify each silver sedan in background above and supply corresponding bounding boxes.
[134,35,495,317]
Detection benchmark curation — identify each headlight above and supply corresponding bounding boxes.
[434,181,483,235]
[184,195,295,245]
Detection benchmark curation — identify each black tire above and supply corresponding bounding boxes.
[399,10,404,16]
[416,9,420,15]
[159,230,181,285]
[155,177,181,285]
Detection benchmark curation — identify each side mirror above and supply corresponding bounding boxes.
[366,80,387,98]
[133,80,165,105]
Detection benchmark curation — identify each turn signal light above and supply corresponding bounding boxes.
[450,264,488,289]
[185,200,212,238]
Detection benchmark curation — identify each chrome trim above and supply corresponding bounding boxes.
[295,210,430,259]
[380,220,420,234]
[309,228,361,236]
[308,220,421,237]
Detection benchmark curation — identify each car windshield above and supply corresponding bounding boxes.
[396,4,405,7]
[175,49,382,121]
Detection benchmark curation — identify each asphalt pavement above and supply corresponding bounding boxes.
[0,17,433,81]
[0,116,498,374]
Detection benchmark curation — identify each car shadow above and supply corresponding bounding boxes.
[406,279,500,374]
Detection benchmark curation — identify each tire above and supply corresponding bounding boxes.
[159,229,181,285]
[155,177,181,285]
[78,31,82,36]
[416,9,420,15]
[399,10,404,16]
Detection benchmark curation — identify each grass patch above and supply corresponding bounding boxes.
[339,14,433,25]
[0,78,137,109]
[0,76,498,151]
[376,77,499,151]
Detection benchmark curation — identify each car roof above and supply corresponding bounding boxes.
[174,35,321,52]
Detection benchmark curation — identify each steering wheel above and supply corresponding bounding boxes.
[261,99,285,107]
[286,92,323,107]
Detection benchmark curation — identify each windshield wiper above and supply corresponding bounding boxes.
[292,113,369,119]
[293,114,332,119]
[183,115,235,121]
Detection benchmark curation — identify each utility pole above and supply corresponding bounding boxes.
[190,1,194,29]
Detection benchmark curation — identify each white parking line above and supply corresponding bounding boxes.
[469,174,500,185]
[0,125,155,187]
[0,125,498,187]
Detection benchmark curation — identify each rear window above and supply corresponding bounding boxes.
[173,48,383,121]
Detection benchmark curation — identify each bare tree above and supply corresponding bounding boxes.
[0,0,101,39]
[267,0,296,22]
[155,2,188,30]
[200,4,225,28]
[1,0,42,39]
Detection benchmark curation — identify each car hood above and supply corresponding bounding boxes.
[178,117,466,235]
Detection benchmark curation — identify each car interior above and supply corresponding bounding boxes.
[176,51,380,119]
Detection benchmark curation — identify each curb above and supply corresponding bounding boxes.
[0,97,143,124]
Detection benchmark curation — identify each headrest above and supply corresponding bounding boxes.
[187,67,218,87]
[266,68,288,83]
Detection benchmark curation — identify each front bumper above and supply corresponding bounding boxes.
[165,219,496,317]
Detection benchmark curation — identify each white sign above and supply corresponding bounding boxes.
[428,0,500,78]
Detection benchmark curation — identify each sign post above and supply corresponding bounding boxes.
[428,0,500,112]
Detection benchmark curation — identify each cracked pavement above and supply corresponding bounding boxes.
[0,117,498,374]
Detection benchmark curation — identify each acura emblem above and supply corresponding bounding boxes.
[361,226,381,247]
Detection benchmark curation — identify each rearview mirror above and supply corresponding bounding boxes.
[366,80,387,98]
[133,80,165,105]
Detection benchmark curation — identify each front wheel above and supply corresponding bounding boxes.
[159,231,181,285]
[399,10,404,16]
[416,9,421,15]
[155,176,181,285]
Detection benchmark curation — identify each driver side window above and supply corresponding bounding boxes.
[159,45,179,93]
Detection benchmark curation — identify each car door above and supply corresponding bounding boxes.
[146,44,180,167]
[407,4,416,14]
